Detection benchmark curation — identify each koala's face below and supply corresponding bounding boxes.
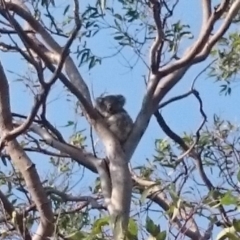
[95,94,126,117]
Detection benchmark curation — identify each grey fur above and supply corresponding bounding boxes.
[95,94,133,143]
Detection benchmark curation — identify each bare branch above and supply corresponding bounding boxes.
[149,0,164,73]
[158,1,230,77]
[191,59,217,89]
[0,9,79,144]
[132,173,203,239]
[0,61,54,240]
[158,90,193,109]
[45,187,105,209]
[27,122,114,208]
[175,89,207,163]
[0,190,31,239]
[154,112,231,225]
[28,122,99,173]
[154,111,211,189]
[201,0,212,31]
[194,0,240,63]
[2,0,91,102]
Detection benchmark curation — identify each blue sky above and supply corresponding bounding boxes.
[0,0,239,238]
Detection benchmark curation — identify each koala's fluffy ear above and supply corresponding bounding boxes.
[116,95,126,106]
[95,97,105,111]
[96,96,103,104]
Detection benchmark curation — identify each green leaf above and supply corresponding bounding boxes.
[114,19,122,30]
[114,14,123,20]
[63,4,70,15]
[156,231,167,240]
[114,35,124,40]
[89,57,101,69]
[63,121,74,127]
[65,231,86,240]
[220,191,238,206]
[92,216,110,234]
[233,219,240,232]
[146,216,160,237]
[216,226,236,240]
[126,218,138,239]
[80,51,90,64]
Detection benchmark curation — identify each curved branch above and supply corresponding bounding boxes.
[0,9,78,143]
[3,0,91,103]
[0,190,32,239]
[194,0,240,64]
[158,1,230,77]
[28,123,113,214]
[154,112,230,225]
[152,1,240,110]
[201,0,211,31]
[154,112,212,189]
[0,61,54,240]
[28,123,99,173]
[45,187,105,209]
[158,90,193,109]
[132,174,203,239]
[149,0,164,73]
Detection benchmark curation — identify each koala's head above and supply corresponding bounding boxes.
[95,94,126,117]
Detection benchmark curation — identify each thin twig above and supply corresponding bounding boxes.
[0,9,81,147]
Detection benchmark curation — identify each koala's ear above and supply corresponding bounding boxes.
[117,95,125,105]
[116,94,124,99]
[96,97,103,104]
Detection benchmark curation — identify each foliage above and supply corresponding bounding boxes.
[0,0,239,240]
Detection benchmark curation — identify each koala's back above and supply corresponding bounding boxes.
[106,110,133,142]
[95,94,133,143]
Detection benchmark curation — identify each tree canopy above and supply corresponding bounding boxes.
[0,0,239,240]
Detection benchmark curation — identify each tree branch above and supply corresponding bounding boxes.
[28,122,99,173]
[152,1,240,110]
[2,0,91,103]
[132,174,203,239]
[201,0,211,31]
[0,61,54,240]
[158,0,230,77]
[154,112,230,225]
[0,5,79,144]
[0,190,32,239]
[149,0,164,73]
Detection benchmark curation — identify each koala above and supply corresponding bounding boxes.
[95,94,133,143]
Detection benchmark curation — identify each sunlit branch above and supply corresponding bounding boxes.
[158,1,230,77]
[149,0,164,73]
[201,0,212,33]
[0,9,79,144]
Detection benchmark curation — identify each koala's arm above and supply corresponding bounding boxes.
[106,110,133,143]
